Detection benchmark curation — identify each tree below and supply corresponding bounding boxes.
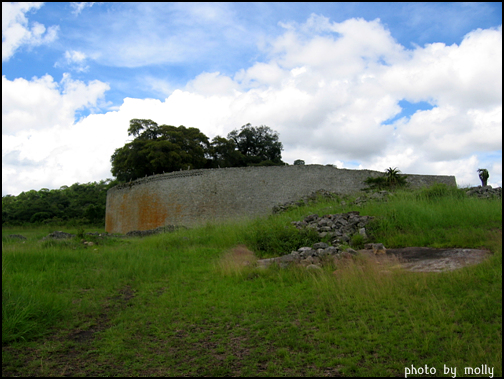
[227,123,284,165]
[294,159,305,165]
[208,136,245,168]
[111,119,210,182]
[477,168,489,186]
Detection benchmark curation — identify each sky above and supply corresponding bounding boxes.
[2,2,502,196]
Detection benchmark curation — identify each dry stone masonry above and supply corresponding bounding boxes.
[106,165,456,234]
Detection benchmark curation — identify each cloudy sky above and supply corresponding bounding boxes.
[2,2,502,196]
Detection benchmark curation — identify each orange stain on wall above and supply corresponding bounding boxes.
[106,188,184,234]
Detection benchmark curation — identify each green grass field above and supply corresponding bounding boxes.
[2,186,502,377]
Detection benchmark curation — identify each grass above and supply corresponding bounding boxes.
[2,186,502,377]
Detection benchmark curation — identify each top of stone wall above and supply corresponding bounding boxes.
[107,165,456,193]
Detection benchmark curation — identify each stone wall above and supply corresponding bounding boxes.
[105,165,457,234]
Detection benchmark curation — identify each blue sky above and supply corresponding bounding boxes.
[2,2,502,195]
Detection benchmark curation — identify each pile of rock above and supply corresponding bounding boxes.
[465,185,501,199]
[291,211,375,245]
[257,242,388,270]
[257,211,381,270]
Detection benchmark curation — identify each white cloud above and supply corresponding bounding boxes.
[2,16,502,195]
[2,74,110,135]
[56,49,89,72]
[70,2,96,15]
[2,2,59,61]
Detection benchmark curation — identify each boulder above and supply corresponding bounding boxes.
[372,243,386,255]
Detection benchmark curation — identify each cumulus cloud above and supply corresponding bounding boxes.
[2,15,502,195]
[2,2,59,61]
[2,74,110,135]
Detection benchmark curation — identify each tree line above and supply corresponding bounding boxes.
[2,180,118,226]
[110,119,285,182]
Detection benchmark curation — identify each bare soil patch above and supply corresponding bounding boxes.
[358,247,493,272]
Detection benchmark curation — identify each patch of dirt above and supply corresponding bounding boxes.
[358,247,493,272]
[217,245,258,274]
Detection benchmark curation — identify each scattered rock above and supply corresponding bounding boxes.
[42,231,75,240]
[465,185,501,199]
[125,225,186,237]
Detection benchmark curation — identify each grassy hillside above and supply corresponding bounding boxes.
[2,186,502,377]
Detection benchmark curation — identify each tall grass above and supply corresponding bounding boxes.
[2,186,501,376]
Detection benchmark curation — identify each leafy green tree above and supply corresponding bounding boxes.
[208,136,245,168]
[111,119,210,182]
[227,123,284,166]
[294,159,305,165]
[477,168,489,186]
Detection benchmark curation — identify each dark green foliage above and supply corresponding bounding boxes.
[111,120,286,180]
[364,167,408,190]
[227,123,284,166]
[207,136,245,168]
[111,119,211,181]
[30,212,52,223]
[2,179,116,226]
[294,159,305,165]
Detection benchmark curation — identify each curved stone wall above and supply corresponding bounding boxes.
[105,165,457,234]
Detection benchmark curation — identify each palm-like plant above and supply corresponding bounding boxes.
[385,167,407,187]
[477,168,489,187]
[364,167,407,190]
